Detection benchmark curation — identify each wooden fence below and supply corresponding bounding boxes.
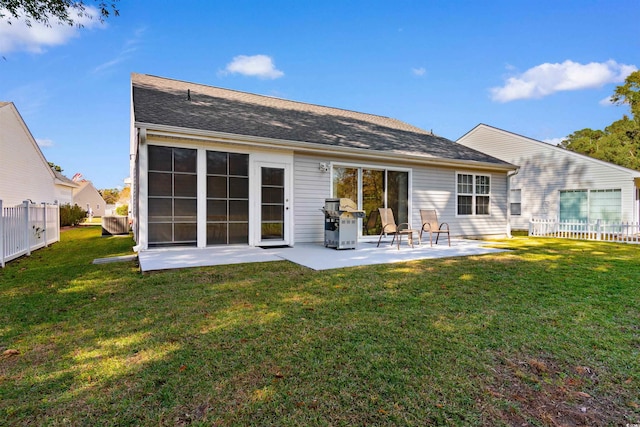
[1,200,60,268]
[529,218,640,243]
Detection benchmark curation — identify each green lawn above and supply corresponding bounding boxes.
[1,227,639,426]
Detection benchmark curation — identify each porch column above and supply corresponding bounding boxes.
[197,148,207,248]
[138,138,149,250]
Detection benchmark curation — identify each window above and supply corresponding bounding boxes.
[560,189,621,222]
[457,173,491,215]
[510,189,521,216]
[589,189,621,222]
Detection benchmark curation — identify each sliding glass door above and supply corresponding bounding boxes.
[332,166,409,236]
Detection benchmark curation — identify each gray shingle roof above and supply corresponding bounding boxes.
[53,170,78,187]
[132,73,512,167]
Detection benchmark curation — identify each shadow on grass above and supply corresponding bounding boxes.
[1,230,639,425]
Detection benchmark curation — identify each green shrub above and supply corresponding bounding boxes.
[60,203,87,226]
[115,204,128,216]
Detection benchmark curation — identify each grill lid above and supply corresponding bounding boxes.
[322,198,366,218]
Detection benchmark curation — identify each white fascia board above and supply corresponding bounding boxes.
[135,122,518,173]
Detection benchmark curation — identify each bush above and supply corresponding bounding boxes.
[60,204,87,227]
[115,204,128,216]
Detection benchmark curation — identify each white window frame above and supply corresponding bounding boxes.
[510,189,522,216]
[456,172,492,216]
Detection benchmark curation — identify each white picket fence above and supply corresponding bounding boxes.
[1,200,60,268]
[529,218,640,243]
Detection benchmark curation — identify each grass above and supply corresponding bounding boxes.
[1,226,639,426]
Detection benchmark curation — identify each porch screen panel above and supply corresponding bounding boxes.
[559,190,587,222]
[207,151,249,245]
[148,146,197,247]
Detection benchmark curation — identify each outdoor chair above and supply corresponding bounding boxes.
[419,209,451,247]
[364,209,379,235]
[377,208,417,249]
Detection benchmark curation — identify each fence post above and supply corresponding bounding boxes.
[55,202,60,243]
[23,200,31,256]
[42,202,48,247]
[1,199,4,268]
[596,219,601,241]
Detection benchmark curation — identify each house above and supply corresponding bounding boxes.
[130,73,517,251]
[72,179,106,217]
[457,124,640,230]
[53,170,79,205]
[0,102,71,206]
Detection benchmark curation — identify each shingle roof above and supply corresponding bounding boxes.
[131,73,512,167]
[53,170,78,187]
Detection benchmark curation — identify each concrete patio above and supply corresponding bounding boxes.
[138,238,507,272]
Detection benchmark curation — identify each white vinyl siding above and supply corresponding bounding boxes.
[414,167,507,238]
[293,154,333,243]
[458,125,640,228]
[0,104,57,206]
[298,159,511,242]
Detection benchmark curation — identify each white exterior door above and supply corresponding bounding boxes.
[253,160,293,246]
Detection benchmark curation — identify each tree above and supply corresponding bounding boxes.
[118,186,130,203]
[0,0,119,27]
[48,161,63,172]
[560,70,640,171]
[99,188,120,204]
[611,69,640,122]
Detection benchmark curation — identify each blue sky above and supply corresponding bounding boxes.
[1,0,639,190]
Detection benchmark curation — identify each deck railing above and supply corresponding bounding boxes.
[529,218,640,243]
[1,200,60,267]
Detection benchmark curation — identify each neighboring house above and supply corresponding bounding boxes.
[130,73,517,251]
[458,124,640,230]
[0,102,62,206]
[72,180,106,217]
[53,170,79,205]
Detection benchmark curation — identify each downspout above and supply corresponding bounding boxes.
[506,168,520,238]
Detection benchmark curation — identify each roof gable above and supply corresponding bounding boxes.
[459,123,640,176]
[131,74,513,168]
[0,102,55,180]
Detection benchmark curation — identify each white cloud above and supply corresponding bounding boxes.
[36,138,54,148]
[223,54,284,79]
[543,137,566,146]
[599,95,615,106]
[0,7,103,54]
[93,26,146,74]
[490,60,638,102]
[412,67,426,76]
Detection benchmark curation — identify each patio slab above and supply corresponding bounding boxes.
[138,245,282,272]
[138,239,507,272]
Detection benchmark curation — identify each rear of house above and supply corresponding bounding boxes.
[130,74,517,251]
[458,124,640,230]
